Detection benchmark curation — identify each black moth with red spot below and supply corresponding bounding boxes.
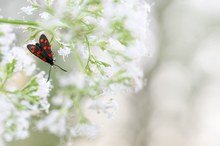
[27,34,67,82]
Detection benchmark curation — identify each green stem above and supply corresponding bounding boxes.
[72,96,88,123]
[0,88,17,94]
[0,74,9,89]
[71,43,84,71]
[84,35,93,75]
[79,19,90,29]
[20,77,37,91]
[0,18,39,26]
[85,35,91,68]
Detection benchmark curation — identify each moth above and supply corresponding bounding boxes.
[27,34,67,82]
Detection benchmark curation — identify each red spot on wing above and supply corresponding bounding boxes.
[43,46,47,50]
[37,51,41,56]
[31,46,35,49]
[44,40,48,43]
[48,53,52,58]
[31,49,35,53]
[40,39,44,42]
[42,58,46,61]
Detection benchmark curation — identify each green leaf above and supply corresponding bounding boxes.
[111,19,134,46]
[85,65,92,75]
[22,77,38,94]
[98,40,108,50]
[15,103,28,110]
[100,61,111,67]
[6,59,16,78]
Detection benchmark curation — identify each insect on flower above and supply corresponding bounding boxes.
[27,34,67,82]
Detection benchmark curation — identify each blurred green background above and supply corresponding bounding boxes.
[1,0,220,146]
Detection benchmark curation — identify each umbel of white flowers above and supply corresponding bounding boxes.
[0,0,151,144]
[0,24,52,141]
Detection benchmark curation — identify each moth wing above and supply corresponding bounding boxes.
[39,34,53,60]
[27,44,48,63]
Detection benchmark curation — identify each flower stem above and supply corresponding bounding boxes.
[85,36,91,62]
[0,88,17,94]
[71,43,84,71]
[0,74,9,89]
[85,35,92,74]
[0,18,38,26]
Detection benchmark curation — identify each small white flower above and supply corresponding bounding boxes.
[37,110,67,136]
[21,6,36,15]
[1,46,36,75]
[70,124,98,138]
[77,44,88,59]
[39,12,50,20]
[39,98,50,113]
[32,71,52,112]
[3,111,31,141]
[59,72,86,88]
[125,63,144,92]
[108,38,126,51]
[52,95,64,106]
[0,25,16,49]
[88,99,118,118]
[14,111,30,139]
[58,47,71,61]
[52,95,73,108]
[34,71,52,98]
[0,95,14,136]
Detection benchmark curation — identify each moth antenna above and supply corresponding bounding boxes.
[54,64,67,72]
[47,65,52,82]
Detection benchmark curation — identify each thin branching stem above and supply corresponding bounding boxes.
[85,35,92,74]
[71,43,84,71]
[0,18,39,26]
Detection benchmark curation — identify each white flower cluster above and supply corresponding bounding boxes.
[70,124,98,138]
[0,25,16,48]
[37,95,98,138]
[20,0,151,140]
[1,46,36,75]
[37,95,72,136]
[88,98,118,118]
[37,110,67,136]
[2,110,31,141]
[0,25,52,143]
[0,24,36,76]
[57,46,71,61]
[30,71,52,113]
[21,6,36,15]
